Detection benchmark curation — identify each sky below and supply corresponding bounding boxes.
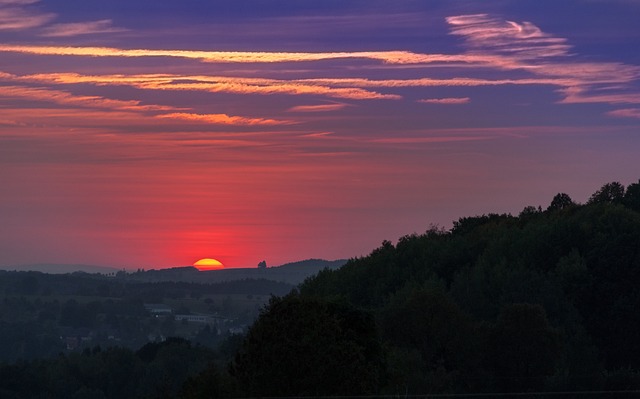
[1,0,639,269]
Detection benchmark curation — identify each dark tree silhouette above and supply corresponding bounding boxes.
[486,304,561,392]
[623,179,640,211]
[231,292,385,397]
[547,193,575,211]
[587,181,625,204]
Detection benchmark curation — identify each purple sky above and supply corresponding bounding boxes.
[1,0,639,269]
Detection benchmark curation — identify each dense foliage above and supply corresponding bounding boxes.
[231,293,384,396]
[0,338,225,399]
[296,179,640,394]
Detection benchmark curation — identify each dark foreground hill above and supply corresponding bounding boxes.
[225,179,640,397]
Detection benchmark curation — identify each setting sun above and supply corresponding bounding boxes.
[193,258,225,271]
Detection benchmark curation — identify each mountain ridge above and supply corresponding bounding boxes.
[1,258,348,285]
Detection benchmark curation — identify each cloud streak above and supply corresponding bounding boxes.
[0,3,54,30]
[0,84,295,127]
[287,103,350,113]
[4,71,402,100]
[608,108,640,119]
[447,14,571,59]
[445,13,640,107]
[418,97,470,104]
[0,0,126,37]
[40,19,128,37]
[156,113,295,126]
[0,43,494,66]
[0,84,179,112]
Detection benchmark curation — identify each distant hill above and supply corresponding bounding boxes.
[0,263,121,274]
[0,259,347,285]
[127,259,347,285]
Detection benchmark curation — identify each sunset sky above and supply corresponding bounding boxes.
[1,0,639,269]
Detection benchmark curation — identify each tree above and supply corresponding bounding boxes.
[180,363,237,399]
[231,292,385,397]
[623,179,640,211]
[381,288,473,372]
[486,304,561,392]
[380,288,478,393]
[587,182,625,204]
[519,205,541,218]
[547,193,575,211]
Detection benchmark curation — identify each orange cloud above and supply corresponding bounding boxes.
[2,70,575,90]
[0,84,178,112]
[0,84,297,129]
[0,43,492,66]
[9,71,401,100]
[156,113,296,126]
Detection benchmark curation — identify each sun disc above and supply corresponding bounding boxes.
[193,258,225,270]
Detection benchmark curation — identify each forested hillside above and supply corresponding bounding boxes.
[2,180,640,398]
[230,180,640,396]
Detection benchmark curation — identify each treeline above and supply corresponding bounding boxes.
[0,337,239,399]
[227,179,640,396]
[2,179,640,397]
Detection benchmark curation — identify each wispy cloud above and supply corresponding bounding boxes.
[0,84,178,112]
[0,83,297,128]
[418,97,470,104]
[0,13,637,116]
[447,14,571,59]
[0,43,490,66]
[287,103,350,112]
[558,86,640,104]
[0,1,54,30]
[608,108,640,119]
[300,131,334,138]
[0,1,40,5]
[6,71,402,100]
[445,14,640,108]
[3,66,635,108]
[156,113,295,126]
[371,135,495,144]
[0,0,127,37]
[40,19,128,37]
